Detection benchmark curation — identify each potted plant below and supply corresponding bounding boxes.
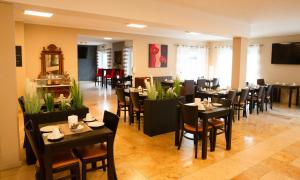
[143,77,182,136]
[23,79,89,164]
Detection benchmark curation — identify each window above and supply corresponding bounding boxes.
[246,45,261,84]
[97,47,112,69]
[214,46,232,88]
[176,45,208,81]
[123,47,133,76]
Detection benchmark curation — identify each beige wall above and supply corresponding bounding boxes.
[15,23,205,96]
[15,22,25,97]
[24,24,78,80]
[0,2,21,170]
[250,35,300,85]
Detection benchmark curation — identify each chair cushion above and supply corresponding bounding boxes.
[184,122,212,132]
[119,100,130,107]
[133,106,144,113]
[36,150,79,170]
[74,143,107,160]
[208,118,224,128]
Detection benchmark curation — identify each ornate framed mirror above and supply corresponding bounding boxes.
[40,44,64,76]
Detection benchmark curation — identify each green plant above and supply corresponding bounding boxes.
[70,79,83,109]
[60,100,70,111]
[145,76,157,100]
[156,82,165,100]
[173,78,181,96]
[44,93,54,112]
[24,79,41,114]
[165,88,176,99]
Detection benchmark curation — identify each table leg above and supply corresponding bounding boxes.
[201,117,208,160]
[226,109,233,150]
[289,88,293,108]
[107,134,117,180]
[278,88,281,103]
[43,151,53,180]
[175,106,180,146]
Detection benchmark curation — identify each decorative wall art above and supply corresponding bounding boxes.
[149,44,168,68]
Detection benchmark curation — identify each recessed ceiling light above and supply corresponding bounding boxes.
[126,23,147,28]
[186,31,200,35]
[104,37,112,40]
[24,10,53,18]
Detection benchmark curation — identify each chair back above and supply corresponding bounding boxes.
[239,88,249,104]
[116,87,126,104]
[265,85,272,97]
[180,104,199,130]
[197,79,206,90]
[257,79,265,86]
[130,91,141,110]
[97,68,103,76]
[183,80,195,95]
[103,111,120,139]
[212,78,219,89]
[24,120,44,166]
[119,69,124,78]
[257,86,265,99]
[227,90,237,106]
[18,96,26,113]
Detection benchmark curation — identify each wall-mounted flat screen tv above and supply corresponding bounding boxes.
[271,42,300,64]
[78,45,88,59]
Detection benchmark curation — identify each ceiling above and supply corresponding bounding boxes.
[5,0,300,40]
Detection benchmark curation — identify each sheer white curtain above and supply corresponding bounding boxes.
[214,46,232,88]
[97,50,108,69]
[246,45,261,84]
[176,45,208,81]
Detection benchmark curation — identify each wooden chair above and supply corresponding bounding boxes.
[264,85,273,111]
[183,80,195,103]
[196,79,206,91]
[73,111,120,180]
[130,91,144,130]
[257,79,265,86]
[251,86,265,114]
[25,120,80,180]
[211,78,219,89]
[234,88,249,120]
[178,104,213,158]
[116,87,130,122]
[209,91,236,150]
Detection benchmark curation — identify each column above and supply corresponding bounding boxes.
[0,2,21,170]
[231,37,248,89]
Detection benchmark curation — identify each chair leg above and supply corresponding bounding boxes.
[137,112,140,130]
[178,129,184,150]
[71,165,80,180]
[124,108,126,122]
[238,109,240,120]
[117,104,120,116]
[194,133,198,159]
[82,162,87,180]
[102,159,106,171]
[91,162,97,170]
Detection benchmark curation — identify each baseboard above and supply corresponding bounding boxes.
[0,160,22,171]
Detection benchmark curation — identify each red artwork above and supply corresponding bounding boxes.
[149,44,168,68]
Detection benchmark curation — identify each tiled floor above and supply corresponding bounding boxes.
[1,81,300,180]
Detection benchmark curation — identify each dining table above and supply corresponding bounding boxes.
[175,103,233,160]
[39,121,117,180]
[272,84,299,108]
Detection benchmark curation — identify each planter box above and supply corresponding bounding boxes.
[144,98,178,136]
[24,106,89,165]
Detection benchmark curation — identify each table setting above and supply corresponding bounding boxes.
[39,113,105,142]
[186,98,223,111]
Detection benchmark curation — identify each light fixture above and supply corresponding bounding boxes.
[24,10,53,18]
[126,23,147,28]
[186,31,200,35]
[104,37,112,40]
